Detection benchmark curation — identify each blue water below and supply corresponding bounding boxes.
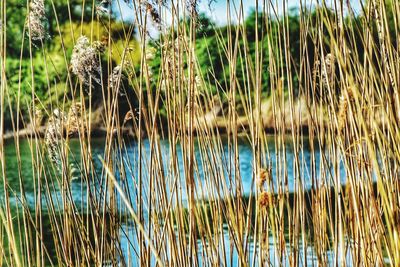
[2,135,348,211]
[1,136,352,266]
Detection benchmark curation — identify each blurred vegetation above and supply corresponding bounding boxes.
[3,1,398,130]
[4,0,139,129]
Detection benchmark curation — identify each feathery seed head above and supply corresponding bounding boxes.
[96,5,109,17]
[66,103,82,136]
[110,65,126,96]
[92,40,106,53]
[321,53,335,89]
[27,0,47,41]
[45,109,65,166]
[71,36,102,87]
[145,48,156,62]
[34,108,43,126]
[160,79,168,92]
[145,2,161,28]
[53,108,62,119]
[195,75,201,88]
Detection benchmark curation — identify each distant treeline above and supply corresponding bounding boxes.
[2,0,397,129]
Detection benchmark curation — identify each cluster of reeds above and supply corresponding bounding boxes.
[0,0,399,266]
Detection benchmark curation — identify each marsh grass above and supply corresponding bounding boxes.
[0,0,399,266]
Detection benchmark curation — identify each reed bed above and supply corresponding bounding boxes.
[0,0,399,266]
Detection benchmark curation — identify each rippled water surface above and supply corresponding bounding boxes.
[3,136,344,204]
[2,136,351,266]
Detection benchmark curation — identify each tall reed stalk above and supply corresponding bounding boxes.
[0,0,399,266]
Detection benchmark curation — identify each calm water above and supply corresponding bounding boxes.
[1,136,350,266]
[2,136,345,206]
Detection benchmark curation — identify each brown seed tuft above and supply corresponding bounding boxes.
[258,191,273,208]
[258,168,272,187]
[337,87,355,132]
[123,110,136,126]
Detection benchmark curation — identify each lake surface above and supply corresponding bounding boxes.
[2,135,346,207]
[1,136,350,266]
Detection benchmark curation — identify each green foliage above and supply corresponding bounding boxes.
[3,0,140,128]
[4,1,399,128]
[5,0,27,57]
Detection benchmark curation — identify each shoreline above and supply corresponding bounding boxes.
[1,121,313,141]
[1,96,326,141]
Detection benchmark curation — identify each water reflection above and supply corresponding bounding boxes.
[2,136,350,266]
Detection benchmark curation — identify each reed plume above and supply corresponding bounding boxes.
[66,102,82,136]
[71,36,102,87]
[3,0,400,266]
[337,87,354,132]
[44,109,64,166]
[321,53,335,91]
[26,0,47,41]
